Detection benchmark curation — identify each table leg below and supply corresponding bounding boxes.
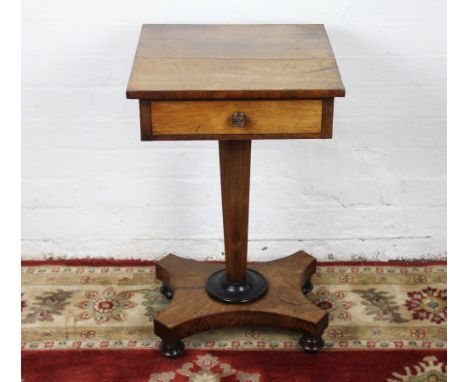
[154,142,329,357]
[205,140,268,303]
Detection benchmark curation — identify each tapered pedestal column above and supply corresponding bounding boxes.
[205,141,268,303]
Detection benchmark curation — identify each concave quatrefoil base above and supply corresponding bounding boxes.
[154,250,328,357]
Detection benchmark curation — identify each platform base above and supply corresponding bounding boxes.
[154,250,328,357]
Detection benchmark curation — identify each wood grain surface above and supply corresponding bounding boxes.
[320,98,335,139]
[219,141,251,282]
[154,251,328,342]
[127,24,345,100]
[150,100,323,138]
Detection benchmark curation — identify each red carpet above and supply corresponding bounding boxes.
[22,349,446,382]
[22,259,447,381]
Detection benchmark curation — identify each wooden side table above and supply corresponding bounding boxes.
[127,24,345,357]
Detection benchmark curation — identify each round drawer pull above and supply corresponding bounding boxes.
[231,112,246,128]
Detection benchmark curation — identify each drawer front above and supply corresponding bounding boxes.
[142,99,330,140]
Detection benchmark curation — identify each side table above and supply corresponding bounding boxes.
[127,24,345,357]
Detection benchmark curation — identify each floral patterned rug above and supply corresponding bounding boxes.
[21,259,447,381]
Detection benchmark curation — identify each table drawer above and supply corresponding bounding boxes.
[139,99,334,140]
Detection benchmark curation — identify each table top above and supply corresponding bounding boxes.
[126,24,345,100]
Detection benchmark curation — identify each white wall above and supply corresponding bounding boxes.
[22,0,446,261]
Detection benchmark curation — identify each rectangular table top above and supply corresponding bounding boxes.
[126,24,345,100]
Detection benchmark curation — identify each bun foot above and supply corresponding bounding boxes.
[299,333,324,353]
[160,283,174,300]
[302,278,313,294]
[160,339,185,358]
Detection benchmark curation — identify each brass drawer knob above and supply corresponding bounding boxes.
[231,112,246,128]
